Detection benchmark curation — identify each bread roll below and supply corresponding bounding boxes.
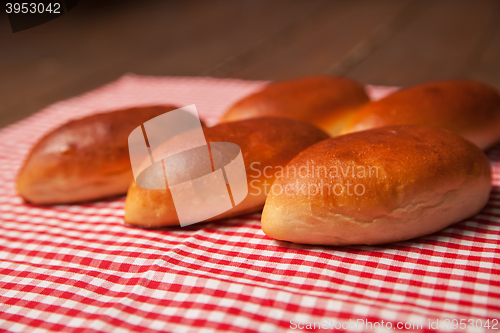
[125,117,329,228]
[17,105,179,205]
[219,76,369,136]
[341,80,500,149]
[262,126,491,246]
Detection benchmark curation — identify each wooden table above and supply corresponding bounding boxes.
[1,0,499,128]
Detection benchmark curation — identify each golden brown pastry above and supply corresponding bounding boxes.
[262,126,492,246]
[124,117,329,228]
[17,105,179,205]
[341,79,500,149]
[219,75,369,136]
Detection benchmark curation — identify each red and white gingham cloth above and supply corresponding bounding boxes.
[0,75,498,333]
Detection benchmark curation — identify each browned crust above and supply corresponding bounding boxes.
[341,80,500,149]
[262,125,492,246]
[219,76,370,136]
[17,105,179,204]
[124,117,330,227]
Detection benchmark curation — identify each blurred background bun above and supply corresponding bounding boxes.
[342,80,500,149]
[219,76,369,136]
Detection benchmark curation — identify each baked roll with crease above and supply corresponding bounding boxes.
[17,105,179,205]
[262,126,492,246]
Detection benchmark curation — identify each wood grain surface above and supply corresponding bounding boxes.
[1,0,499,128]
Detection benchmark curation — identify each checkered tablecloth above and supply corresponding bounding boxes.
[0,75,498,333]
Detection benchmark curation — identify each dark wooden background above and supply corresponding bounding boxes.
[1,0,499,128]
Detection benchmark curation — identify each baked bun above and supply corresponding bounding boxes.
[219,76,369,136]
[125,117,329,228]
[262,126,491,246]
[17,105,179,205]
[341,80,500,149]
